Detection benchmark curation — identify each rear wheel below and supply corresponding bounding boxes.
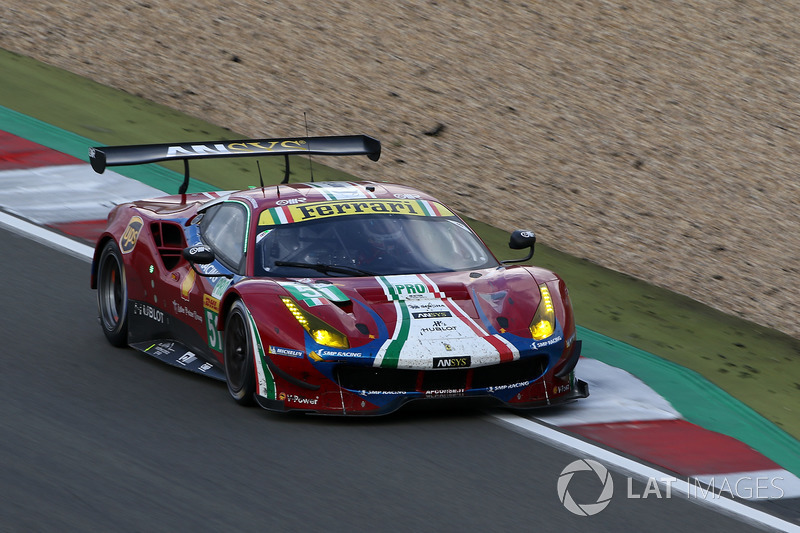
[97,240,129,347]
[224,300,257,406]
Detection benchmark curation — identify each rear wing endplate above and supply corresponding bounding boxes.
[89,135,381,193]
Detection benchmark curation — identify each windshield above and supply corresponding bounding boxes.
[255,213,498,277]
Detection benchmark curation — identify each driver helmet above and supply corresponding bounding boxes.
[366,218,403,252]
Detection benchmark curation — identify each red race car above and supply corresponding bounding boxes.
[89,135,588,415]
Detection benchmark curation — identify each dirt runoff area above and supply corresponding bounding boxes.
[2,1,799,339]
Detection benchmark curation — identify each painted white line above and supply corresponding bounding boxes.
[489,413,800,532]
[0,210,94,262]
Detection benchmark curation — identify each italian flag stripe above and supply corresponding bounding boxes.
[375,276,411,368]
[440,295,518,363]
[247,308,277,399]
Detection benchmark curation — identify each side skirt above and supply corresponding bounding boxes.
[130,340,226,381]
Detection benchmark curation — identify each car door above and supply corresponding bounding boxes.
[195,200,250,360]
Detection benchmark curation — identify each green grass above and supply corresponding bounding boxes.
[2,48,798,439]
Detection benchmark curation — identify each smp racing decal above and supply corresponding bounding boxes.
[258,199,453,225]
[120,216,143,254]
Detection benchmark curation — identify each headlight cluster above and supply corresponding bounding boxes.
[529,283,555,340]
[281,297,350,348]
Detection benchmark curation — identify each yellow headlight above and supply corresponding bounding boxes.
[282,297,350,349]
[529,284,556,340]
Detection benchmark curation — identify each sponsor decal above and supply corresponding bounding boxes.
[199,362,214,372]
[180,268,196,301]
[269,346,304,358]
[199,262,222,277]
[288,394,319,405]
[120,216,143,254]
[278,392,320,405]
[381,279,443,301]
[531,335,563,350]
[425,389,465,398]
[166,139,307,158]
[276,197,307,206]
[133,302,165,323]
[553,383,571,394]
[203,294,220,313]
[487,380,531,393]
[411,311,452,319]
[203,295,221,351]
[316,349,364,359]
[420,320,458,334]
[145,341,175,356]
[211,277,232,300]
[172,300,202,322]
[393,193,421,199]
[256,229,273,243]
[258,199,453,225]
[307,181,377,200]
[433,356,471,368]
[177,351,198,366]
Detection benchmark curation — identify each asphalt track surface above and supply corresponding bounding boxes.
[1,226,772,532]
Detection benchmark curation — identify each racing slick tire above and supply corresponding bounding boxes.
[96,240,129,347]
[223,300,257,406]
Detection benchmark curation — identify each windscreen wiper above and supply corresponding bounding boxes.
[274,260,376,277]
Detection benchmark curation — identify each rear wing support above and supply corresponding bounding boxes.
[88,135,381,193]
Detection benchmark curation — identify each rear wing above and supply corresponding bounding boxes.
[89,135,381,193]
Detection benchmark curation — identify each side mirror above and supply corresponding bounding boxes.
[501,230,535,264]
[182,245,233,279]
[183,245,215,265]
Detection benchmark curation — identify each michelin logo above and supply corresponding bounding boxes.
[269,346,304,358]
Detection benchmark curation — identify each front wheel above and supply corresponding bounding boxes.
[223,300,257,406]
[97,240,129,347]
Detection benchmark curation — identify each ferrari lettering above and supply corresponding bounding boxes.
[295,200,419,221]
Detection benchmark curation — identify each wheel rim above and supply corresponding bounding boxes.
[98,252,126,332]
[225,311,249,393]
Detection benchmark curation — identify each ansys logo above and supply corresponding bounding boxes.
[557,459,614,516]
